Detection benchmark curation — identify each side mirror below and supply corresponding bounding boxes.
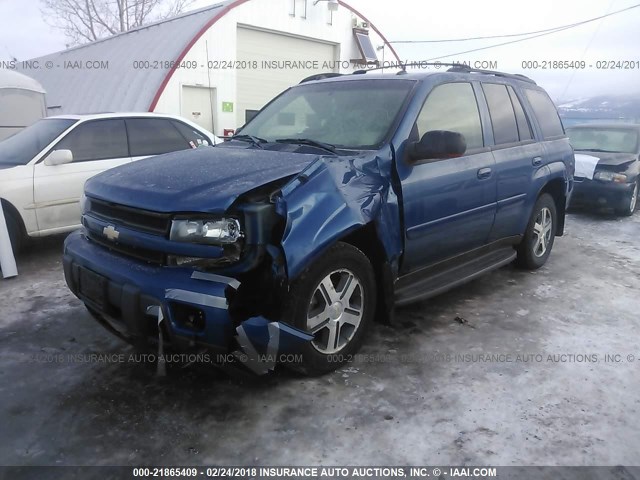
[406,130,467,164]
[44,149,73,166]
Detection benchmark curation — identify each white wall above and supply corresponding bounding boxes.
[0,88,46,141]
[152,0,389,135]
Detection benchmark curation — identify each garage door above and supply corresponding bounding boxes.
[236,27,337,126]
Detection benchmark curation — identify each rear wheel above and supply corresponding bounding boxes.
[617,180,638,217]
[516,193,557,270]
[282,242,376,376]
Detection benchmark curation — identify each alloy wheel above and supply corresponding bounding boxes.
[629,182,638,213]
[532,207,553,258]
[306,269,364,354]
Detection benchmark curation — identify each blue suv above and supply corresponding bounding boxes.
[63,67,574,375]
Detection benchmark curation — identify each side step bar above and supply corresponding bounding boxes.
[394,246,517,306]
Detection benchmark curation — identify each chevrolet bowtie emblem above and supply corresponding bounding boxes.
[103,225,120,241]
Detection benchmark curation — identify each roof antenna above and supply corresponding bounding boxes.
[205,40,217,145]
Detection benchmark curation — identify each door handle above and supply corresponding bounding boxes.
[477,167,492,179]
[532,156,543,166]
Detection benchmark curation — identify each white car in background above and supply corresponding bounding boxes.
[0,112,219,252]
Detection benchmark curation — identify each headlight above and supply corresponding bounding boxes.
[169,218,243,244]
[594,171,628,183]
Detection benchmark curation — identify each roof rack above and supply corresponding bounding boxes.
[299,73,345,83]
[299,63,537,85]
[354,61,467,74]
[446,65,537,84]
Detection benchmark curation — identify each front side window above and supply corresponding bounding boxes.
[55,119,127,162]
[567,127,639,154]
[239,79,415,149]
[525,89,564,139]
[415,82,484,150]
[126,118,191,156]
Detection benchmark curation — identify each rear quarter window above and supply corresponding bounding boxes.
[524,89,564,139]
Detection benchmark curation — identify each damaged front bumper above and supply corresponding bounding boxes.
[63,230,312,374]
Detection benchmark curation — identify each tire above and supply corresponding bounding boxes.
[616,180,638,217]
[282,242,376,376]
[516,193,557,270]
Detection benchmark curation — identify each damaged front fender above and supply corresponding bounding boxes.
[276,149,402,281]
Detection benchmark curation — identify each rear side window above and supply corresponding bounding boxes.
[55,119,128,162]
[415,82,484,149]
[126,118,191,156]
[507,86,532,141]
[171,121,209,146]
[524,89,564,139]
[482,83,519,145]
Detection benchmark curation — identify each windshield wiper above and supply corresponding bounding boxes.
[230,134,267,148]
[275,138,336,154]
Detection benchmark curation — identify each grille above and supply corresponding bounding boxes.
[89,198,171,235]
[87,231,165,265]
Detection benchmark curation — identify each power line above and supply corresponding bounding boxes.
[420,25,576,61]
[389,3,640,44]
[560,0,616,100]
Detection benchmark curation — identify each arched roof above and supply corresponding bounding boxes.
[20,0,400,114]
[0,69,46,93]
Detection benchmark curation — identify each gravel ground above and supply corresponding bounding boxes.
[1,211,639,471]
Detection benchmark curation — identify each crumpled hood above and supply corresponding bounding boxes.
[581,151,638,167]
[85,146,319,213]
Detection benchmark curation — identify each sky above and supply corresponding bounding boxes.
[0,0,639,101]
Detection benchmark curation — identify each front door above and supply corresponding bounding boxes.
[33,119,130,233]
[396,82,497,272]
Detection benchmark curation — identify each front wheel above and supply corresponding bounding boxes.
[616,180,638,217]
[516,193,557,270]
[282,242,376,376]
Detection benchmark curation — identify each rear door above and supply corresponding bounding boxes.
[33,119,130,233]
[397,82,497,272]
[523,87,571,175]
[481,83,545,240]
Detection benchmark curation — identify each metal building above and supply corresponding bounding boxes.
[21,0,399,136]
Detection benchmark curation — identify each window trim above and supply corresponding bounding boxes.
[489,139,537,152]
